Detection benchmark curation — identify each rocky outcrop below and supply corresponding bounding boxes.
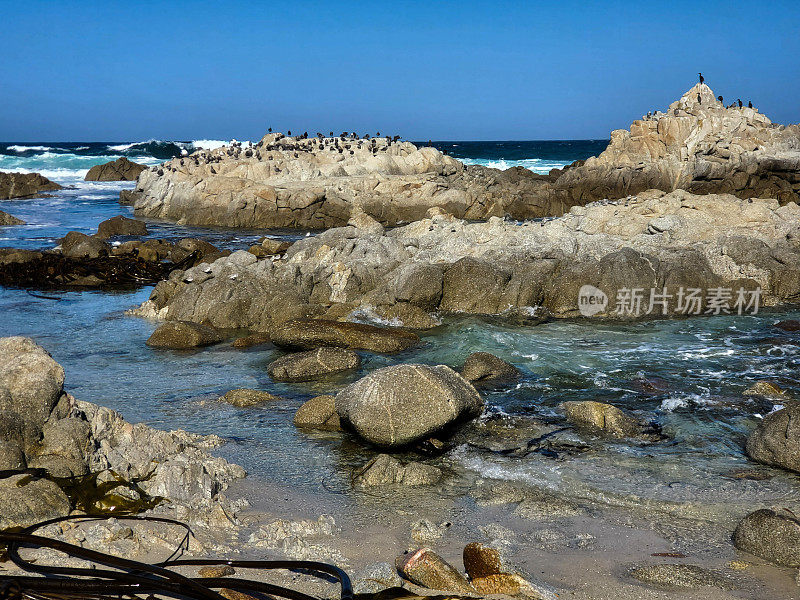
[555,83,800,205]
[0,337,245,529]
[59,231,110,259]
[335,364,484,447]
[267,347,360,382]
[125,86,800,230]
[746,404,800,473]
[135,190,800,326]
[0,210,25,225]
[85,157,147,181]
[126,134,572,229]
[0,172,62,199]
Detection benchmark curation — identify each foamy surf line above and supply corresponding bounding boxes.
[457,157,571,173]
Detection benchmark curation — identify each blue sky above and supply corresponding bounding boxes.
[2,0,798,141]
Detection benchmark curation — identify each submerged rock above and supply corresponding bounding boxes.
[270,319,419,353]
[96,215,148,239]
[0,210,25,225]
[733,509,800,566]
[293,395,341,431]
[630,564,731,590]
[85,157,146,181]
[460,352,520,384]
[563,400,642,438]
[0,171,61,199]
[232,332,271,348]
[220,389,281,407]
[335,364,483,447]
[471,573,555,599]
[352,454,442,487]
[146,321,222,349]
[775,320,800,332]
[267,347,360,382]
[396,548,475,594]
[743,380,787,398]
[746,404,800,473]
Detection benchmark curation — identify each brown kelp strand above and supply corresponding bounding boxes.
[0,515,353,600]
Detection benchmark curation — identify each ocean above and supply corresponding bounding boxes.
[1,139,798,524]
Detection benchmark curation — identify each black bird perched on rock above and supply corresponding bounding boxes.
[738,99,743,107]
[718,95,723,104]
[697,93,702,104]
[287,130,291,136]
[698,72,704,84]
[268,127,272,133]
[748,100,753,108]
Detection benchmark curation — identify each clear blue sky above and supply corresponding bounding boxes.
[2,0,798,141]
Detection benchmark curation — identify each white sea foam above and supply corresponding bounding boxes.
[7,145,53,152]
[107,143,136,151]
[458,157,571,174]
[191,139,232,151]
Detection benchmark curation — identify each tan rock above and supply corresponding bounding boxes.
[563,401,641,438]
[220,389,281,407]
[293,395,341,431]
[396,548,475,593]
[198,565,236,577]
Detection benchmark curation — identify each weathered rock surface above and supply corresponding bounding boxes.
[96,215,148,238]
[126,86,800,230]
[220,389,281,407]
[335,364,483,447]
[0,210,25,225]
[146,321,222,349]
[746,404,800,473]
[135,189,800,326]
[0,171,62,199]
[460,352,520,384]
[85,157,147,181]
[267,347,360,381]
[293,395,341,431]
[352,454,442,487]
[563,401,642,438]
[732,509,800,567]
[0,336,246,531]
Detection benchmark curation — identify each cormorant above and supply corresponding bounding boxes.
[738,99,742,107]
[697,93,702,104]
[287,130,291,136]
[698,72,704,84]
[268,127,272,133]
[717,95,723,103]
[748,101,753,108]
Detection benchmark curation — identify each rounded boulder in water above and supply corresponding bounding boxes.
[335,364,483,447]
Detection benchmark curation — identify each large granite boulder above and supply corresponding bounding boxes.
[85,157,147,181]
[0,210,25,225]
[733,509,800,567]
[460,352,520,384]
[293,395,341,431]
[267,347,360,382]
[96,215,148,238]
[352,454,442,487]
[563,401,642,438]
[335,364,483,447]
[0,172,62,199]
[0,475,71,530]
[746,404,800,473]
